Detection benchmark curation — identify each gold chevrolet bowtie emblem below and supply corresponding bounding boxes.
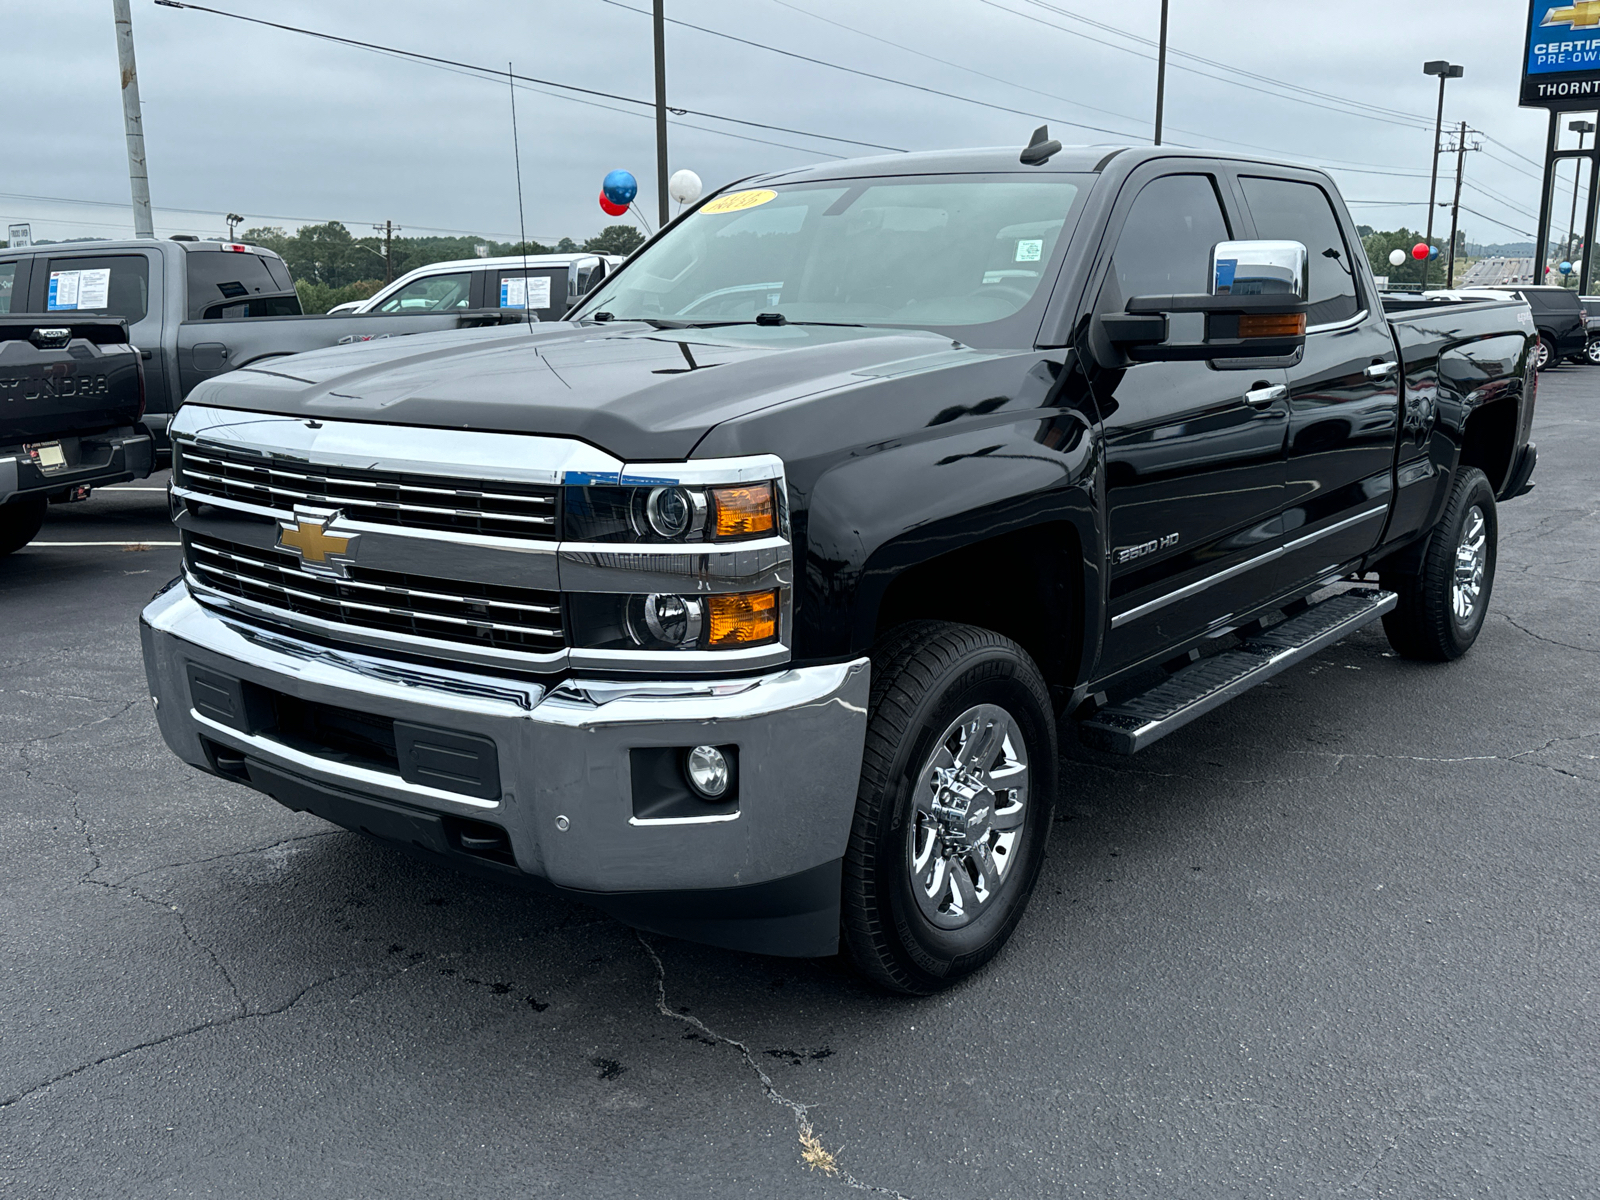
[1545,1,1600,28]
[277,513,357,575]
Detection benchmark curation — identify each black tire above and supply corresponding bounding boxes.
[842,621,1057,995]
[0,497,47,557]
[1536,335,1557,371]
[1379,467,1497,661]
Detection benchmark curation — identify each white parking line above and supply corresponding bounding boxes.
[102,487,169,492]
[28,541,181,547]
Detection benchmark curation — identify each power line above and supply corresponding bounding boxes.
[595,0,1138,139]
[153,0,903,153]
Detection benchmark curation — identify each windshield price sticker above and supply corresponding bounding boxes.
[47,269,111,311]
[1014,238,1043,263]
[700,189,778,215]
[501,275,551,310]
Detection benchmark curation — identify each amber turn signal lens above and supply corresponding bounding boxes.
[1238,312,1307,338]
[711,483,775,539]
[706,589,778,646]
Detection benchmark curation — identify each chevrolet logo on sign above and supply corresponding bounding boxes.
[277,512,359,577]
[1544,1,1600,29]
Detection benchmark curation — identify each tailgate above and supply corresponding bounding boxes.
[0,318,143,446]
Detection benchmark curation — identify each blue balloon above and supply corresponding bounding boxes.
[1560,260,1574,274]
[602,169,638,207]
[1428,244,1440,260]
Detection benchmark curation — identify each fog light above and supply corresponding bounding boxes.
[638,593,702,647]
[685,745,731,799]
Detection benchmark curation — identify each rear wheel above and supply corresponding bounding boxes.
[1380,467,1497,661]
[842,622,1057,994]
[1536,335,1556,370]
[0,497,47,557]
[1587,340,1600,366]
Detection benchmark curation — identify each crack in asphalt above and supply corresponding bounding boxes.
[1291,732,1600,785]
[0,974,341,1110]
[111,831,340,888]
[0,698,140,747]
[637,935,915,1198]
[1499,611,1600,656]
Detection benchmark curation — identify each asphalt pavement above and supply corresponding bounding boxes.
[2,370,1598,1199]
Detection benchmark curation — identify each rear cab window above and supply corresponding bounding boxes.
[1239,175,1362,327]
[186,248,302,319]
[44,255,150,324]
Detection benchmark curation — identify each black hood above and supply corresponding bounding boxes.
[185,321,974,460]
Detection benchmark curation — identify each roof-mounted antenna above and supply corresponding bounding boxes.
[1020,124,1062,166]
[508,62,531,331]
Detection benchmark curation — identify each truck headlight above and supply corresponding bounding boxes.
[574,588,782,652]
[564,482,776,543]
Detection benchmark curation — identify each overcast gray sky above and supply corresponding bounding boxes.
[3,0,1580,249]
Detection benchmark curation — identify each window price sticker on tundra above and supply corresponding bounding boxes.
[1015,238,1044,262]
[47,269,111,311]
[500,276,551,310]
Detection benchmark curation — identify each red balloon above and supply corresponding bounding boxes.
[1411,242,1429,261]
[599,191,628,216]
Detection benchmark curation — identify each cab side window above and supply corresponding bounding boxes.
[376,272,472,313]
[0,262,15,313]
[1101,173,1231,311]
[44,255,150,324]
[1239,176,1361,326]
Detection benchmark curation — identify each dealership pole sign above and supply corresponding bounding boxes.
[1524,1,1600,106]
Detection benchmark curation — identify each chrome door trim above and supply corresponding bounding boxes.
[1281,504,1389,553]
[1110,545,1284,630]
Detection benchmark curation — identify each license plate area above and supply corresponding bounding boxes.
[24,441,68,472]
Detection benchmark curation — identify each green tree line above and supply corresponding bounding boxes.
[1357,227,1469,288]
[241,222,647,312]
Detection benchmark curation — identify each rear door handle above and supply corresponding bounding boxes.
[1244,384,1288,407]
[1365,361,1398,379]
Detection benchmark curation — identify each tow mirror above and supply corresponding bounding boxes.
[1102,239,1309,366]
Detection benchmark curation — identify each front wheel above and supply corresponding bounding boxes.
[0,497,47,557]
[842,622,1057,994]
[1586,340,1600,366]
[1379,467,1497,661]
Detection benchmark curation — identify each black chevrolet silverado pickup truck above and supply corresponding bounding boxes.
[1,317,152,555]
[0,238,544,461]
[139,141,1537,993]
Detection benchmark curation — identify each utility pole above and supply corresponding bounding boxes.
[1153,0,1169,145]
[112,0,154,238]
[1446,122,1468,289]
[653,0,669,229]
[373,220,398,283]
[1421,61,1463,288]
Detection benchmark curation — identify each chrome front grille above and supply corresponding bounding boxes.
[175,440,558,539]
[184,532,565,653]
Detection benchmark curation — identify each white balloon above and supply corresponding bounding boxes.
[668,169,703,206]
[1388,248,1407,267]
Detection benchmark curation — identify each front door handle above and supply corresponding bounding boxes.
[1365,361,1399,379]
[1244,383,1288,407]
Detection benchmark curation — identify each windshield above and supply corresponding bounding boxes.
[574,174,1086,335]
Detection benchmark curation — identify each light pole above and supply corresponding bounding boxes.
[1567,119,1594,282]
[1422,60,1463,288]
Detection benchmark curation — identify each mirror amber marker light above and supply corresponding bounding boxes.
[711,484,775,538]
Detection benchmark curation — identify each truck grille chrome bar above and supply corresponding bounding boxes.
[175,440,558,539]
[184,532,565,653]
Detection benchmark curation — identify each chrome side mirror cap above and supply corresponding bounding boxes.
[1212,240,1308,299]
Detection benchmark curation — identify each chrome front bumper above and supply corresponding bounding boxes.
[140,584,869,924]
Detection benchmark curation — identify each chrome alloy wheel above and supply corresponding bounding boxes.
[907,703,1029,930]
[1453,504,1488,627]
[1536,338,1551,369]
[1587,340,1600,365]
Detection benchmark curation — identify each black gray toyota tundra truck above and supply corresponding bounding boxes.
[0,238,544,462]
[139,141,1538,993]
[2,317,153,555]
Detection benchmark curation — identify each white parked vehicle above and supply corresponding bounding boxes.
[328,253,624,320]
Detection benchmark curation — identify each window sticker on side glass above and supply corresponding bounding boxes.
[700,189,777,215]
[1015,239,1043,263]
[501,276,551,309]
[47,268,110,310]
